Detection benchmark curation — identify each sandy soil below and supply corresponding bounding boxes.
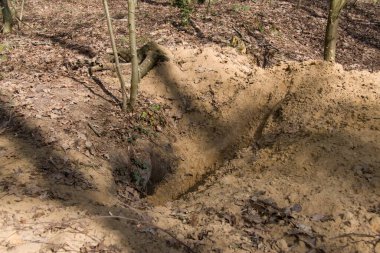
[0,0,379,252]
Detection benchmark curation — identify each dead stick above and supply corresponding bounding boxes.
[332,233,380,239]
[87,122,101,137]
[0,193,9,199]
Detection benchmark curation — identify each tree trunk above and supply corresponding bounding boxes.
[19,0,25,22]
[297,0,301,8]
[206,0,211,14]
[102,0,128,110]
[128,0,139,109]
[324,0,347,62]
[1,0,12,34]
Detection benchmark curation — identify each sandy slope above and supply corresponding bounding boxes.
[143,49,380,253]
[148,54,380,253]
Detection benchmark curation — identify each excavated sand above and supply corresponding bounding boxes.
[0,45,379,252]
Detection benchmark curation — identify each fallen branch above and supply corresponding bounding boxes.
[87,122,101,137]
[89,63,115,74]
[232,26,250,44]
[333,233,380,239]
[189,18,205,39]
[332,233,380,249]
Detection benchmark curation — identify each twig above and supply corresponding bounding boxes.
[189,18,205,38]
[89,64,114,73]
[87,122,101,137]
[66,226,100,243]
[0,193,9,199]
[19,240,75,252]
[0,231,17,246]
[48,156,60,169]
[232,26,243,37]
[332,233,380,239]
[232,26,251,44]
[89,62,131,73]
[332,233,380,249]
[97,215,195,253]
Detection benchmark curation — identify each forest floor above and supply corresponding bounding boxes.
[0,0,379,252]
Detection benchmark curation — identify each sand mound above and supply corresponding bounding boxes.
[140,47,380,252]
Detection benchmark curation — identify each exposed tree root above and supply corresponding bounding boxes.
[90,41,169,79]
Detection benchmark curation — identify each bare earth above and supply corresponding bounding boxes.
[0,0,379,253]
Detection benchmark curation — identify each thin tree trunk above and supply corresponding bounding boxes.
[19,0,25,22]
[102,0,128,110]
[324,0,347,62]
[206,0,211,15]
[1,0,12,34]
[297,0,301,8]
[128,0,139,109]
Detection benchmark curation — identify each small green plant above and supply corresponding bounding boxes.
[258,23,265,33]
[136,36,149,46]
[173,0,193,26]
[131,171,143,186]
[180,4,192,25]
[140,111,148,119]
[127,134,137,143]
[0,43,12,53]
[0,44,7,53]
[232,4,250,12]
[0,55,7,63]
[149,104,161,111]
[134,125,150,135]
[253,17,265,33]
[131,157,150,171]
[0,43,9,64]
[270,25,280,36]
[120,35,129,47]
